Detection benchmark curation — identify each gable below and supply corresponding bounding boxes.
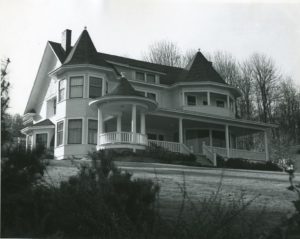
[24,43,60,114]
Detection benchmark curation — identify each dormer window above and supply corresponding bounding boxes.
[187,95,196,106]
[146,74,155,84]
[70,76,83,98]
[136,72,145,82]
[89,77,102,98]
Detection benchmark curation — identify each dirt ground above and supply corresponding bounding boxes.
[45,160,299,228]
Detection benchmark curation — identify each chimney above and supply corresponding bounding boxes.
[61,29,72,53]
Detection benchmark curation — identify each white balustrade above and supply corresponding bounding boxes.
[99,132,147,145]
[148,140,192,154]
[204,144,266,161]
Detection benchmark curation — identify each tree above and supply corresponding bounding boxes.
[1,58,11,145]
[143,40,183,67]
[246,53,280,123]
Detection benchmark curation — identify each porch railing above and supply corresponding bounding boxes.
[203,143,266,161]
[99,132,147,145]
[148,140,192,154]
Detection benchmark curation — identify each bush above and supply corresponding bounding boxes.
[1,146,48,237]
[217,155,282,171]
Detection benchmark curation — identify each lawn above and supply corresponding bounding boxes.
[45,159,298,231]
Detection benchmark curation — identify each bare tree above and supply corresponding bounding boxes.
[247,53,280,123]
[143,40,183,67]
[1,58,11,145]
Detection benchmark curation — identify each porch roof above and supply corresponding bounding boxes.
[152,107,277,131]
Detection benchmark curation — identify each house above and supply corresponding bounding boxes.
[22,28,276,163]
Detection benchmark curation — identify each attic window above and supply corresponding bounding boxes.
[146,74,155,84]
[136,72,145,82]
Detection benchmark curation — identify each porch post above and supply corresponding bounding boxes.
[97,107,103,145]
[140,112,146,135]
[225,124,230,158]
[47,133,51,148]
[117,114,122,142]
[179,118,183,144]
[25,135,28,150]
[131,104,137,148]
[207,91,211,105]
[264,130,269,161]
[227,95,230,109]
[209,129,213,147]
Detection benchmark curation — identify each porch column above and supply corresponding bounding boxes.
[207,91,211,105]
[131,104,137,147]
[225,124,230,158]
[209,129,213,147]
[264,130,269,161]
[47,133,51,148]
[140,112,146,135]
[179,118,183,144]
[97,107,103,145]
[227,95,230,109]
[25,135,28,150]
[117,114,122,142]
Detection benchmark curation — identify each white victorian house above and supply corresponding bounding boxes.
[22,29,276,163]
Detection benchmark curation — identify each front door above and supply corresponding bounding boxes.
[185,129,209,154]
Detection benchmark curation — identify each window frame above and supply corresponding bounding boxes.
[58,79,66,102]
[36,133,48,148]
[88,119,98,145]
[146,73,156,84]
[187,95,196,106]
[68,119,83,144]
[89,76,103,99]
[69,76,84,99]
[135,72,145,82]
[57,121,64,146]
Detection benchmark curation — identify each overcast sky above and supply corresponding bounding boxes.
[1,0,300,115]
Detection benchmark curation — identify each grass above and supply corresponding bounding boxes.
[45,159,297,232]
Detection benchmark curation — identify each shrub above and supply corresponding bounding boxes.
[217,155,282,171]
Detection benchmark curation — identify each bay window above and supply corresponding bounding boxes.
[69,76,83,98]
[88,119,97,144]
[68,119,82,144]
[89,77,102,98]
[57,121,64,146]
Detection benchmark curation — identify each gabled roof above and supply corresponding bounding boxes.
[107,77,145,97]
[34,119,54,127]
[49,29,228,86]
[48,41,66,63]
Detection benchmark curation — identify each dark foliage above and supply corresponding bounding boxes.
[1,146,48,237]
[217,155,282,171]
[1,150,160,238]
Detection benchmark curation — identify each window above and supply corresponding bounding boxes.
[158,135,164,141]
[68,119,82,144]
[88,120,97,144]
[216,100,225,108]
[70,76,83,98]
[89,77,102,98]
[57,121,64,146]
[136,72,145,82]
[146,74,155,84]
[187,95,196,106]
[203,100,208,105]
[146,92,156,101]
[147,133,157,140]
[58,79,66,101]
[53,98,57,115]
[36,133,47,148]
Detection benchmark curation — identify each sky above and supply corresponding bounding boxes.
[1,0,300,115]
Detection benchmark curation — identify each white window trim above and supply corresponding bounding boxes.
[69,75,85,99]
[135,71,158,85]
[87,117,98,145]
[66,117,85,145]
[58,78,67,103]
[56,119,65,147]
[87,73,106,98]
